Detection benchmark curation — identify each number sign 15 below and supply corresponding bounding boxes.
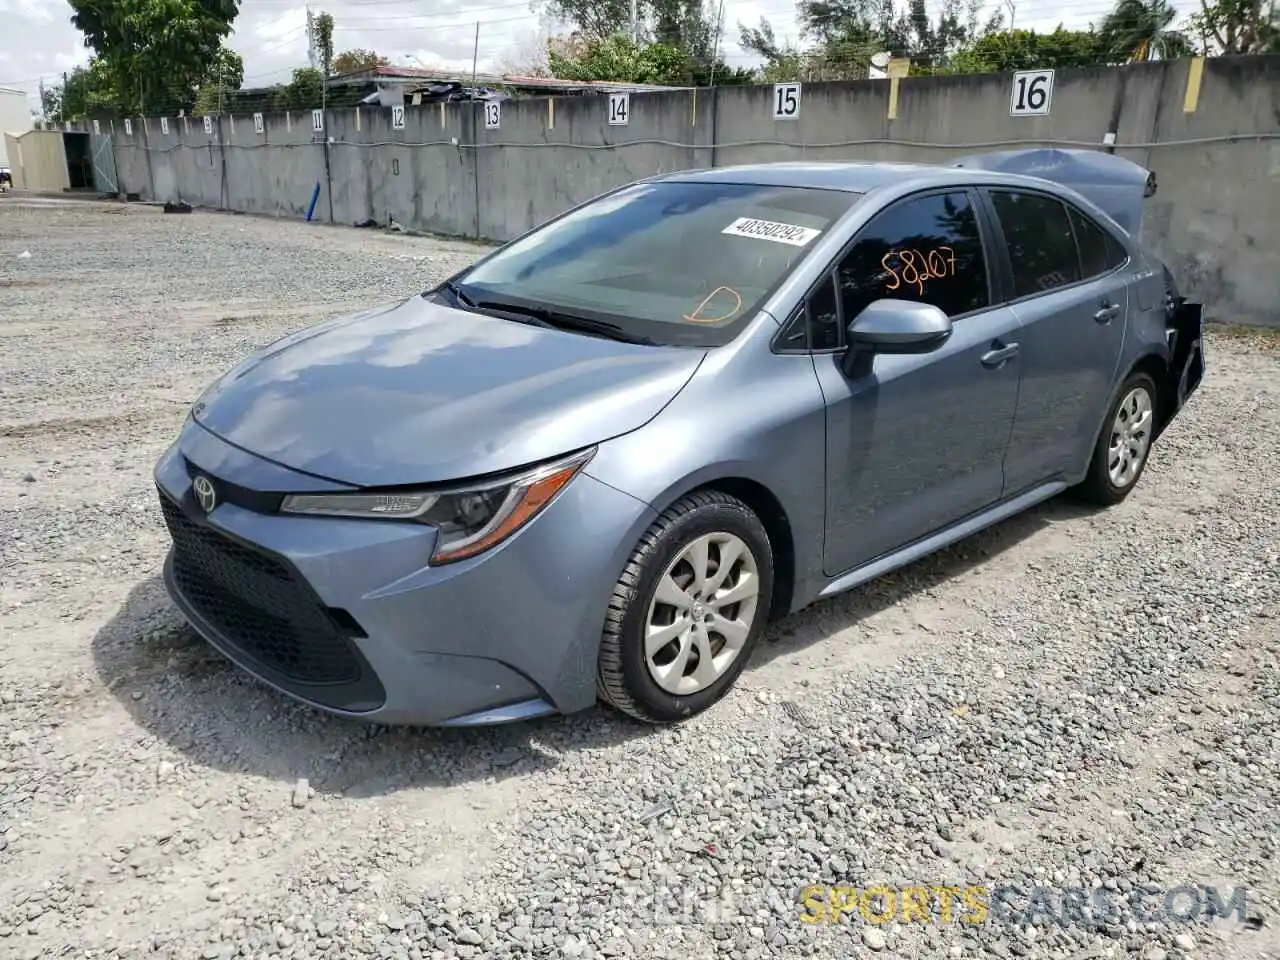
[773,82,801,120]
[484,101,501,129]
[1010,69,1054,117]
[608,92,629,126]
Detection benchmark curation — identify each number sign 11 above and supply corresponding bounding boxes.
[1010,69,1054,116]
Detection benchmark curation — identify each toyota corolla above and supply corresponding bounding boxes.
[153,154,1205,727]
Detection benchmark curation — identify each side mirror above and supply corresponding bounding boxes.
[841,299,953,377]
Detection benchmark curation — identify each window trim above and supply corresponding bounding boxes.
[977,186,1133,309]
[1063,199,1133,282]
[770,185,997,356]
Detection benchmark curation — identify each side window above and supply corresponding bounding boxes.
[989,191,1081,298]
[1067,204,1128,278]
[834,191,990,324]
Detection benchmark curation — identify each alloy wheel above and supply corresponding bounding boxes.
[643,532,761,696]
[1107,385,1154,488]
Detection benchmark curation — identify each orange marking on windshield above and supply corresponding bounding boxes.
[683,286,743,324]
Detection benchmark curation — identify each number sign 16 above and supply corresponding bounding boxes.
[484,101,501,129]
[1010,69,1054,116]
[608,92,629,126]
[773,82,801,120]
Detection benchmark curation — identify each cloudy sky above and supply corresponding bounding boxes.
[1,0,1127,114]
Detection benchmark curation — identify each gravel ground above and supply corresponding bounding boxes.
[1,197,1277,960]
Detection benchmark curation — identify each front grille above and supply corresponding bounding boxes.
[159,493,362,686]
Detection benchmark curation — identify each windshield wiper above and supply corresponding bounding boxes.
[441,280,477,308]
[472,299,657,345]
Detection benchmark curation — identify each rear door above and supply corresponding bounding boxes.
[980,189,1131,494]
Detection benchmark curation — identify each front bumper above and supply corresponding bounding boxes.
[153,420,655,726]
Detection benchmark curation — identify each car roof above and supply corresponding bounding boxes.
[656,160,1065,195]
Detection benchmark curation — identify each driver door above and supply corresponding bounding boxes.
[802,188,1024,577]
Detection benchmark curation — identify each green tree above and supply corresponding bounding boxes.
[949,26,1107,72]
[53,60,122,120]
[271,66,325,111]
[191,46,244,115]
[68,0,240,114]
[1188,0,1279,52]
[1097,0,1193,60]
[313,11,335,76]
[548,33,687,82]
[741,0,993,81]
[332,48,389,74]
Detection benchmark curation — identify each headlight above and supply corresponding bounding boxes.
[279,448,595,565]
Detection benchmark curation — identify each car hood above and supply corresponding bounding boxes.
[192,295,706,487]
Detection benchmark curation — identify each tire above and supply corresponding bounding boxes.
[597,490,774,724]
[1074,370,1159,506]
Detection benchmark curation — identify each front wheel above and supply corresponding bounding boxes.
[1074,371,1159,506]
[597,490,774,724]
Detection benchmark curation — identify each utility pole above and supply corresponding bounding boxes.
[38,78,46,120]
[306,6,317,70]
[630,0,638,42]
[471,21,480,87]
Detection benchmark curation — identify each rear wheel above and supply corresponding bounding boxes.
[597,490,773,723]
[1075,371,1158,505]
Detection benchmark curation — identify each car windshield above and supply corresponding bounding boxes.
[454,179,862,347]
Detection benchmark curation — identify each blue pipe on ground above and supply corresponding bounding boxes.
[305,181,321,222]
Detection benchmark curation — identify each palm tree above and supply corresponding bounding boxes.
[1098,0,1194,60]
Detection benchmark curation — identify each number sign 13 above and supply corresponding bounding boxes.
[484,101,501,129]
[773,83,801,120]
[1010,69,1054,116]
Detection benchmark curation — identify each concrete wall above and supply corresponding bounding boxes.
[110,55,1280,326]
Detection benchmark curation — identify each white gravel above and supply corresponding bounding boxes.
[1,197,1277,960]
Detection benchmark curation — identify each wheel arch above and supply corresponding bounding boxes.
[1127,350,1175,438]
[642,472,798,622]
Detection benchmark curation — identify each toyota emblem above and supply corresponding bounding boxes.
[192,475,217,513]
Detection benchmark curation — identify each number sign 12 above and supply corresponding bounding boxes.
[608,92,629,126]
[1010,69,1054,116]
[773,82,801,120]
[484,101,501,129]
[391,104,405,130]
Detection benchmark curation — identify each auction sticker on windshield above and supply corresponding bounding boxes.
[721,217,822,246]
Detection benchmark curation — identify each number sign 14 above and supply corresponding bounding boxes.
[608,93,629,126]
[484,101,501,129]
[772,82,801,120]
[1010,69,1054,116]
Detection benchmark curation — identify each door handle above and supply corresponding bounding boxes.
[1094,301,1121,324]
[981,342,1019,368]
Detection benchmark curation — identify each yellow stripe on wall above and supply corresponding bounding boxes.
[1184,57,1206,113]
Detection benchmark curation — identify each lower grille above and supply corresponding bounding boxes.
[158,492,362,686]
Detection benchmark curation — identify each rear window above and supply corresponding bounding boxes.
[459,180,861,346]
